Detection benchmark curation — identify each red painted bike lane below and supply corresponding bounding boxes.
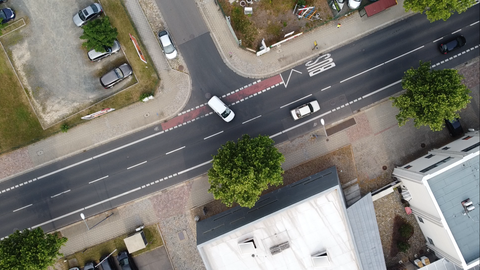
[161,75,283,130]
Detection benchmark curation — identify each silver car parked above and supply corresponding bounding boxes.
[88,40,121,61]
[73,3,102,27]
[100,63,133,89]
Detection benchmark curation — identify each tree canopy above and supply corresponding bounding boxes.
[391,61,471,131]
[208,134,285,208]
[403,0,475,22]
[80,16,118,52]
[0,228,67,270]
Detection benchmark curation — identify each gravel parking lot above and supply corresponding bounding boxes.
[2,0,131,127]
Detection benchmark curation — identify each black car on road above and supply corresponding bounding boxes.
[439,35,466,54]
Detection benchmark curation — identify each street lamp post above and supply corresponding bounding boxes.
[320,118,329,141]
[80,213,90,230]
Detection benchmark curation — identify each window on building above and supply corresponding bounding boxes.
[462,136,472,140]
[425,154,434,159]
[420,157,452,173]
[427,237,435,246]
[418,217,424,223]
[441,147,450,150]
[404,165,412,169]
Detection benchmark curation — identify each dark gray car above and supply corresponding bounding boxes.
[100,63,133,89]
[83,262,95,270]
[117,251,138,270]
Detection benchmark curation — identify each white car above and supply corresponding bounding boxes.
[290,100,320,120]
[208,96,235,122]
[158,30,177,59]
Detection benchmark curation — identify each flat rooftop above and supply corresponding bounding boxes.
[428,155,480,264]
[197,167,360,270]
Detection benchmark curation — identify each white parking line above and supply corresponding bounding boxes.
[280,94,313,109]
[127,161,147,170]
[242,115,262,124]
[88,175,109,184]
[13,204,33,213]
[165,146,186,155]
[204,131,224,140]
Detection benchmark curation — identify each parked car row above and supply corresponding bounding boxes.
[79,250,137,270]
[72,3,133,89]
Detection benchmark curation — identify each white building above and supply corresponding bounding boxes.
[196,166,386,270]
[393,130,480,270]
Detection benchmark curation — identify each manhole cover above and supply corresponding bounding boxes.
[178,65,184,72]
[144,113,150,117]
[382,166,387,170]
[421,143,426,148]
[37,150,44,156]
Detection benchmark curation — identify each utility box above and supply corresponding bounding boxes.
[244,7,253,15]
[124,230,148,253]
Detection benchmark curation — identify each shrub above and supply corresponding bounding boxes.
[399,223,414,239]
[140,92,154,101]
[61,124,69,133]
[397,240,410,252]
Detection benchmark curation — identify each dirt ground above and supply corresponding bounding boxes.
[217,0,333,49]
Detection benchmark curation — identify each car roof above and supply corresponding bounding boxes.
[159,34,172,46]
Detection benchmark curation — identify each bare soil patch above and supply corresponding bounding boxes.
[217,0,333,49]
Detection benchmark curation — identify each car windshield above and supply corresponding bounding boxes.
[114,68,124,79]
[307,104,314,112]
[221,108,231,118]
[91,4,99,13]
[164,43,175,54]
[119,258,129,265]
[78,10,86,21]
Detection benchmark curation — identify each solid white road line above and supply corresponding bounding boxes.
[204,131,223,140]
[88,175,109,184]
[280,94,313,109]
[242,115,262,124]
[127,161,147,170]
[341,46,424,83]
[165,146,186,155]
[92,131,165,160]
[13,204,33,213]
[37,158,93,180]
[50,190,71,199]
[84,187,141,210]
[362,80,402,98]
[177,160,212,175]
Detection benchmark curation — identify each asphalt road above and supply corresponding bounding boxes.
[0,5,478,238]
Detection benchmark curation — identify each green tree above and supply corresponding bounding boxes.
[208,134,285,208]
[403,0,475,22]
[391,61,471,131]
[0,228,67,270]
[80,16,118,52]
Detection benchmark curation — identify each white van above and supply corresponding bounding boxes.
[208,96,235,122]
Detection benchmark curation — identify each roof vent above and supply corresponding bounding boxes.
[269,241,290,255]
[462,199,475,214]
[312,251,330,267]
[238,237,256,254]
